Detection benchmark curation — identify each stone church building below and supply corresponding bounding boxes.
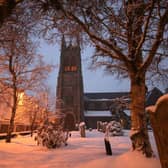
[56,36,163,130]
[56,37,84,130]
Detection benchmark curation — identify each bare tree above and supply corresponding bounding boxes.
[22,82,56,134]
[34,84,56,121]
[109,96,130,129]
[0,0,22,26]
[30,0,168,157]
[0,13,51,143]
[0,0,39,28]
[22,96,40,137]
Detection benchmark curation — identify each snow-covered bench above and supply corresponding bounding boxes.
[146,94,168,168]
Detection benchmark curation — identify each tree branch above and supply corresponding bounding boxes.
[60,7,130,65]
[140,7,168,72]
[135,1,155,57]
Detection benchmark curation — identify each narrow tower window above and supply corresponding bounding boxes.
[64,66,77,72]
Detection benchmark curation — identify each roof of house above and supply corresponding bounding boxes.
[84,110,112,117]
[84,92,130,100]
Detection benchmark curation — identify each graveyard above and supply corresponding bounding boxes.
[1,1,168,168]
[0,129,161,168]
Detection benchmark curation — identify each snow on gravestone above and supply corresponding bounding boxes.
[146,94,168,168]
[79,122,86,137]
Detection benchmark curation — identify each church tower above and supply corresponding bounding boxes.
[56,36,84,130]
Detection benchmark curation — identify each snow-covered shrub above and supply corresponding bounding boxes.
[35,118,68,148]
[106,121,123,136]
[97,121,108,132]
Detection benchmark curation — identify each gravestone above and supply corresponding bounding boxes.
[104,138,112,155]
[104,124,112,155]
[97,121,101,131]
[146,94,168,168]
[79,122,86,137]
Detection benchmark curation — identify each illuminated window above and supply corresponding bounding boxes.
[71,66,77,71]
[64,66,77,72]
[64,66,71,72]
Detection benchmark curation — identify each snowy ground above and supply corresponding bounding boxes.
[0,130,161,168]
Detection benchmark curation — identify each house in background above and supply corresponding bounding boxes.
[84,92,130,128]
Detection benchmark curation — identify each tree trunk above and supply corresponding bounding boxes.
[30,110,38,137]
[130,74,153,157]
[6,89,17,143]
[30,123,34,137]
[6,108,17,142]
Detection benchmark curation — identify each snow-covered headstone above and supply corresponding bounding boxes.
[79,122,86,137]
[146,94,168,168]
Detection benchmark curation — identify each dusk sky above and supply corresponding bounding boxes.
[39,40,130,94]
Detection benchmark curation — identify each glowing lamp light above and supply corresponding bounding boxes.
[18,91,24,106]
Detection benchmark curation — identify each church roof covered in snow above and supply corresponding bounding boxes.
[84,110,112,117]
[84,92,130,101]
